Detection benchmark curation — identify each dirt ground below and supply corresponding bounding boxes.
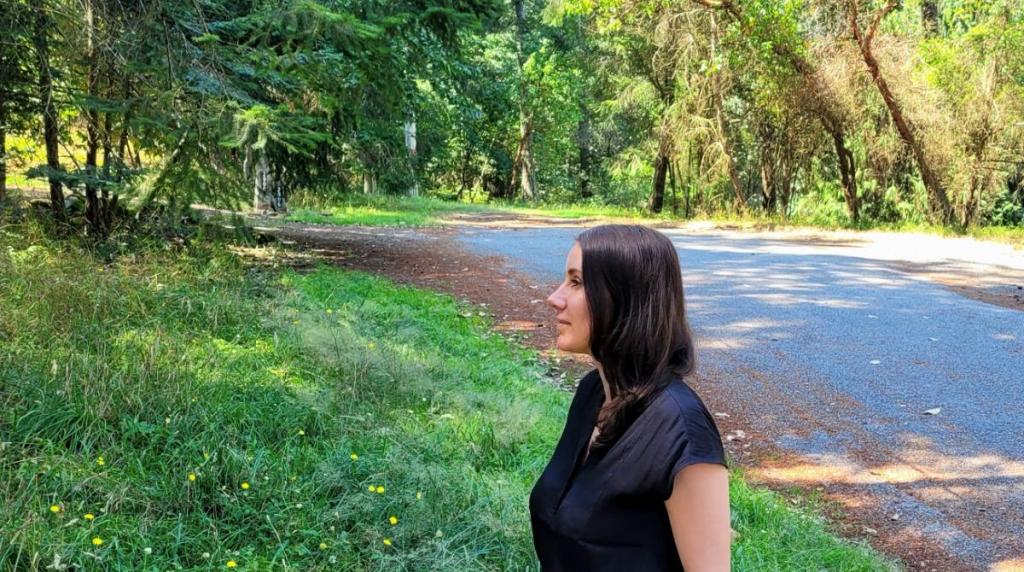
[258,214,1020,572]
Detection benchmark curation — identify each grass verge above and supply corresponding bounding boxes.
[287,193,1023,247]
[0,220,898,571]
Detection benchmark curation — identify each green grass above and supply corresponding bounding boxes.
[0,219,898,571]
[285,193,655,228]
[286,193,1023,247]
[286,194,492,227]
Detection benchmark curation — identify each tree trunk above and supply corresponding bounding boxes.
[648,142,669,214]
[668,158,679,215]
[849,1,953,223]
[760,160,775,213]
[921,1,940,37]
[457,147,472,200]
[779,142,795,217]
[84,0,101,233]
[117,77,131,166]
[831,127,859,222]
[253,151,274,212]
[710,13,744,213]
[0,119,6,203]
[513,0,536,201]
[362,171,376,195]
[685,147,695,218]
[404,118,419,197]
[32,2,63,220]
[962,175,983,227]
[578,103,592,199]
[100,108,116,232]
[519,117,537,200]
[713,92,745,212]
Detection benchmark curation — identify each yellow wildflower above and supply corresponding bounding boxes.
[389,516,398,525]
[326,309,333,314]
[84,513,95,521]
[96,456,105,466]
[375,485,385,494]
[319,542,328,550]
[349,453,358,461]
[368,485,375,492]
[383,538,392,547]
[241,482,250,490]
[298,429,305,436]
[367,342,376,350]
[50,505,61,514]
[188,473,197,482]
[226,561,237,568]
[92,537,103,546]
[292,320,300,325]
[416,492,422,500]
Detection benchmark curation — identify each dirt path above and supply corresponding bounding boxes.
[253,213,1024,572]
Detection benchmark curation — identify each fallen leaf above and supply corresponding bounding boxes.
[923,407,942,416]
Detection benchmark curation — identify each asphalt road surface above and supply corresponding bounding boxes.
[453,224,1024,571]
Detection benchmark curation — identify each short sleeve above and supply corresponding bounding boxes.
[656,389,728,500]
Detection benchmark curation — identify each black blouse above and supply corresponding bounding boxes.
[529,369,727,571]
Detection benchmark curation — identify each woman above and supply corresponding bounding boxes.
[530,225,730,571]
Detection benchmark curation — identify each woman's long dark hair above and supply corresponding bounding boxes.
[579,224,696,450]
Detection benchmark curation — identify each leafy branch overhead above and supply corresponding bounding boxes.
[1,0,1022,232]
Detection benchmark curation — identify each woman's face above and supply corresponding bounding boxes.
[547,242,592,355]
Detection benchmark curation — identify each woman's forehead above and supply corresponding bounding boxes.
[565,243,582,272]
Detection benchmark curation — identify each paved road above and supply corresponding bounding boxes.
[452,224,1024,571]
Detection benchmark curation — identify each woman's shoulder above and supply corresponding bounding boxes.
[660,378,713,414]
[645,378,720,435]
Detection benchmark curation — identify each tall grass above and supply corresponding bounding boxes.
[0,219,897,571]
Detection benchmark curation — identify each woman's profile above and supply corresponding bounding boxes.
[530,224,730,571]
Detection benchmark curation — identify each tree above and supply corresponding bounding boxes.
[848,0,953,223]
[31,1,63,219]
[509,0,538,201]
[0,1,36,203]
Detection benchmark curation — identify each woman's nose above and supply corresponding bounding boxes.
[547,288,566,311]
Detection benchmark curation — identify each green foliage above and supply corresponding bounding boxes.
[5,0,1024,230]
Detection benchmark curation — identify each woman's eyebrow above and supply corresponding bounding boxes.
[567,267,582,276]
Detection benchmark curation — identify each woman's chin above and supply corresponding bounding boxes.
[556,337,584,354]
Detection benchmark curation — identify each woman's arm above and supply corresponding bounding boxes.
[665,463,731,571]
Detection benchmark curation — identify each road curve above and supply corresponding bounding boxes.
[452,223,1024,572]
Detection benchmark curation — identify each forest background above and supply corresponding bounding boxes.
[2,0,1023,236]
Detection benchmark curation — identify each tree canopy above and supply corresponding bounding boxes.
[2,0,1023,232]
